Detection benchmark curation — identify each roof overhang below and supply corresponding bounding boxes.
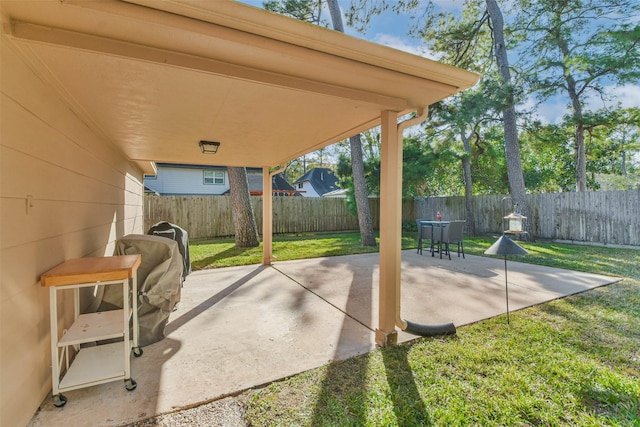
[1,0,479,173]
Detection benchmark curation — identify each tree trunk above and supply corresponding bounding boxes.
[574,122,587,191]
[227,167,259,247]
[350,134,377,246]
[562,51,587,191]
[460,133,476,236]
[327,0,376,246]
[327,0,344,32]
[486,0,529,223]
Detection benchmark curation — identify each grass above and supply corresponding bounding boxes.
[190,232,386,269]
[188,232,640,426]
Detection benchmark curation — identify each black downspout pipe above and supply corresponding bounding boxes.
[403,320,457,337]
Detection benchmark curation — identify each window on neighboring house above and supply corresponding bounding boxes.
[298,183,304,189]
[144,174,157,180]
[204,170,225,185]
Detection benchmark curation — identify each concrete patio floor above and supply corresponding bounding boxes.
[28,250,619,426]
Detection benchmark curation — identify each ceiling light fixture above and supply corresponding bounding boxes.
[199,140,220,154]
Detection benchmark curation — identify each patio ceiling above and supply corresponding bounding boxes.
[1,0,479,174]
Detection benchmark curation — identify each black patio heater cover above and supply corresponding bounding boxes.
[484,235,528,324]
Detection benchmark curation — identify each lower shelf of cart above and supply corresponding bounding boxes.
[58,341,131,392]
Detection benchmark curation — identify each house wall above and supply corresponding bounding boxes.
[1,41,145,426]
[144,166,230,195]
[295,181,320,197]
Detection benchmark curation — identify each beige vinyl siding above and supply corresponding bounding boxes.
[1,42,144,427]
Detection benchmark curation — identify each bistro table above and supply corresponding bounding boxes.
[418,220,450,258]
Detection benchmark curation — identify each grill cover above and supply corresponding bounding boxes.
[100,234,183,347]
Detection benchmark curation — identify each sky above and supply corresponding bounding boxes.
[237,0,639,124]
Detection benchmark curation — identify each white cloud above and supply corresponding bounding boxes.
[578,84,640,113]
[607,84,640,109]
[521,96,569,125]
[523,83,640,125]
[431,0,465,12]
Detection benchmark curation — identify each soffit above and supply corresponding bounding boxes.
[1,0,479,171]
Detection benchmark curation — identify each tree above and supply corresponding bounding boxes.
[263,0,326,25]
[402,134,462,197]
[519,121,575,191]
[612,108,640,176]
[266,0,377,246]
[515,106,640,192]
[470,125,510,194]
[227,167,260,247]
[425,78,506,235]
[485,0,529,222]
[516,0,640,191]
[348,0,530,224]
[336,131,380,185]
[579,107,640,182]
[326,0,376,246]
[280,145,338,184]
[347,134,377,245]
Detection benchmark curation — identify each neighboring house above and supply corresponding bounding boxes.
[144,163,298,196]
[294,167,340,197]
[322,188,348,198]
[247,172,301,196]
[144,163,233,195]
[144,186,160,196]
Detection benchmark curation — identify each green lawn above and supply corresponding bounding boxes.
[189,233,640,426]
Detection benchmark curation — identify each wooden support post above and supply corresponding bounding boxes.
[262,167,273,265]
[376,110,401,347]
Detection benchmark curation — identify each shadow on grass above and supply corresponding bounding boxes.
[305,250,433,426]
[580,382,640,423]
[310,356,370,426]
[308,343,434,426]
[309,254,375,426]
[382,344,433,426]
[191,245,256,270]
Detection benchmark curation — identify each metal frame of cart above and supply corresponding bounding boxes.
[41,255,143,407]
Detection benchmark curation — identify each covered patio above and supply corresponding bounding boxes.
[28,251,617,426]
[1,0,479,348]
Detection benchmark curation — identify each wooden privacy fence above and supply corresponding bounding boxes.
[415,190,640,247]
[145,195,381,239]
[145,190,639,246]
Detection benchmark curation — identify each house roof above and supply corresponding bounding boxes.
[1,0,479,174]
[322,189,348,198]
[295,167,340,196]
[272,173,297,193]
[223,172,297,196]
[248,172,296,192]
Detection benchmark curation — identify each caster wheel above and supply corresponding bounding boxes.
[125,378,137,391]
[133,347,143,357]
[53,394,67,408]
